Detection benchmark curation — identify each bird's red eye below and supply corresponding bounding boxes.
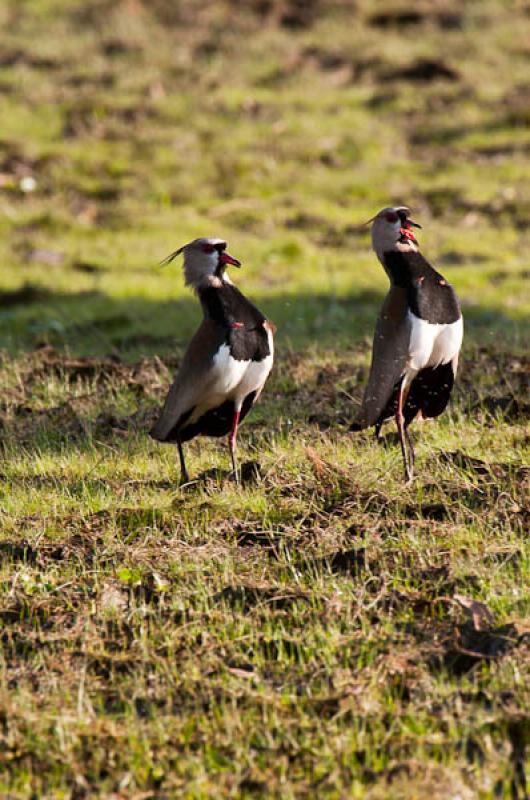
[202,244,215,253]
[385,212,399,223]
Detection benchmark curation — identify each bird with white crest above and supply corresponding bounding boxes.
[351,206,463,481]
[150,237,274,484]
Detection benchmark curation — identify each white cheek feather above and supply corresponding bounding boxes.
[184,251,220,288]
[404,312,463,384]
[372,220,402,262]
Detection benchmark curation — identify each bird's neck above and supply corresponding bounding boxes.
[198,280,266,331]
[381,246,431,288]
[198,280,241,325]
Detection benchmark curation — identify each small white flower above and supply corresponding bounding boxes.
[19,176,37,193]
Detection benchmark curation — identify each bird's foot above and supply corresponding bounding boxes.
[178,474,194,491]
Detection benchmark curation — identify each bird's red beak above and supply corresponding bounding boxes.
[400,218,421,243]
[220,251,241,267]
[400,227,418,243]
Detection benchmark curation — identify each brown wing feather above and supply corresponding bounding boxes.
[353,287,411,429]
[150,319,225,442]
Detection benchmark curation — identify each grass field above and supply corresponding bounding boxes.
[0,0,529,797]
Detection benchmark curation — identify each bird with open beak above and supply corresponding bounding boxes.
[351,207,463,481]
[150,237,274,484]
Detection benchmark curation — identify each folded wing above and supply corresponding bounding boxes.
[353,287,411,429]
[150,319,226,442]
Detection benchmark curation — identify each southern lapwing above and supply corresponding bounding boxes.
[351,207,463,481]
[150,237,274,484]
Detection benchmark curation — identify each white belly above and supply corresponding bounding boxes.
[404,312,463,385]
[232,352,274,407]
[188,329,274,422]
[230,325,274,408]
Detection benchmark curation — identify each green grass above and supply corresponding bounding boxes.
[0,0,529,797]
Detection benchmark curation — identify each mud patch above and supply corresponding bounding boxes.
[0,529,105,568]
[404,502,450,521]
[227,0,321,29]
[441,622,522,675]
[214,583,308,612]
[320,547,366,576]
[368,9,462,30]
[384,59,459,83]
[79,507,176,538]
[23,346,169,397]
[6,402,87,444]
[0,47,62,70]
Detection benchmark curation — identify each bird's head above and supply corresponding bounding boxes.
[367,206,422,260]
[161,237,241,288]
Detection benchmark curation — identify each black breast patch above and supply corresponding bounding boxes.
[199,283,272,362]
[383,250,461,325]
[408,276,461,324]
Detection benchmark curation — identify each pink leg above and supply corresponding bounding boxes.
[228,409,241,483]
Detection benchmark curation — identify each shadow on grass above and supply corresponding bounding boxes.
[0,283,525,358]
[0,284,387,358]
[0,284,527,462]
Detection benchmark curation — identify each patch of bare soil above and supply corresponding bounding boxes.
[4,402,87,443]
[380,589,528,677]
[23,346,170,396]
[0,529,105,568]
[368,8,462,30]
[383,58,459,83]
[284,360,366,431]
[214,583,309,612]
[319,547,366,575]
[0,146,53,179]
[441,622,522,674]
[144,0,356,32]
[64,71,116,90]
[0,506,177,567]
[459,348,529,410]
[94,408,157,438]
[222,0,325,29]
[403,501,450,521]
[0,47,62,70]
